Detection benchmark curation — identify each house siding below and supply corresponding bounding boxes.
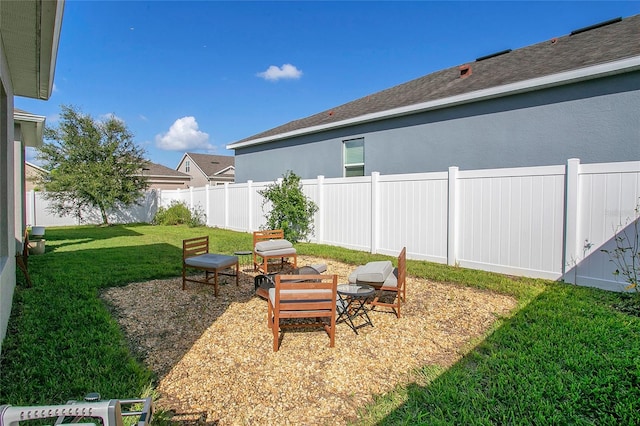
[234,71,640,183]
[176,160,209,188]
[148,177,190,190]
[0,41,17,354]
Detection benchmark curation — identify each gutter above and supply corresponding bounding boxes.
[227,56,640,150]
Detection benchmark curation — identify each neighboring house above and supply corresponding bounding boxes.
[141,161,190,190]
[227,15,640,183]
[1,1,64,352]
[25,161,48,192]
[176,153,235,187]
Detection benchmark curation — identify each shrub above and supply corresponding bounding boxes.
[152,201,205,227]
[259,171,318,243]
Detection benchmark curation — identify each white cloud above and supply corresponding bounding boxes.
[155,116,213,151]
[257,63,303,81]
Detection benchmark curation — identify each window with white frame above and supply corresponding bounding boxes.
[185,160,190,172]
[343,137,364,177]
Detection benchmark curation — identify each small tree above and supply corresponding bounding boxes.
[36,105,148,225]
[259,171,318,243]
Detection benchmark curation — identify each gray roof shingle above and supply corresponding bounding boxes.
[143,161,189,178]
[233,14,640,146]
[186,153,235,178]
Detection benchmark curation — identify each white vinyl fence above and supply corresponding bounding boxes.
[26,190,158,227]
[27,158,640,291]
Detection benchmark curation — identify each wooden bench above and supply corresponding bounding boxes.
[252,229,297,274]
[182,236,238,297]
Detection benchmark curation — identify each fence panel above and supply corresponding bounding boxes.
[191,187,207,213]
[28,191,77,226]
[158,188,187,208]
[226,183,250,231]
[249,183,269,232]
[301,178,320,241]
[320,176,372,251]
[572,162,640,291]
[456,166,566,279]
[377,173,448,262]
[207,186,226,227]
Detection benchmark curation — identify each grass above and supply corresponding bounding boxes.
[362,286,640,425]
[1,224,638,425]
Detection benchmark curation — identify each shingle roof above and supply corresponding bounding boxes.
[186,153,235,178]
[143,161,189,178]
[233,14,640,146]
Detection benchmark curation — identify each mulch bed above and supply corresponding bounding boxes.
[101,255,517,425]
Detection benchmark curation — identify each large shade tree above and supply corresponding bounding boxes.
[36,105,149,225]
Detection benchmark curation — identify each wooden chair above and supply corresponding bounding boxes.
[253,229,297,274]
[370,247,406,318]
[16,228,32,287]
[267,274,338,352]
[182,236,239,297]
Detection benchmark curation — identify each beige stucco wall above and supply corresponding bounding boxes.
[175,156,207,188]
[148,177,190,190]
[25,163,43,191]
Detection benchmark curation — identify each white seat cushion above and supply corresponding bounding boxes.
[348,265,365,284]
[356,260,393,283]
[349,262,397,286]
[255,239,293,252]
[255,247,297,256]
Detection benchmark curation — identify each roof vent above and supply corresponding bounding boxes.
[475,49,512,62]
[570,17,622,35]
[459,64,472,78]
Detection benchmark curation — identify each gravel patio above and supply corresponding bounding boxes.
[101,255,517,425]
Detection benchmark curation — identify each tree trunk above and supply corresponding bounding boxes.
[99,206,110,225]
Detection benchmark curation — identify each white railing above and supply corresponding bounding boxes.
[27,158,640,291]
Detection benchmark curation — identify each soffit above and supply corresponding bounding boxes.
[14,109,45,147]
[1,0,64,99]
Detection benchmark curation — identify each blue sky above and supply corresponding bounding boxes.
[16,1,640,169]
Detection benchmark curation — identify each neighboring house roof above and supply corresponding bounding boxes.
[142,161,190,179]
[25,161,48,175]
[14,109,46,148]
[1,0,65,100]
[180,153,235,179]
[228,14,640,150]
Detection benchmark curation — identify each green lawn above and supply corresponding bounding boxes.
[1,224,638,425]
